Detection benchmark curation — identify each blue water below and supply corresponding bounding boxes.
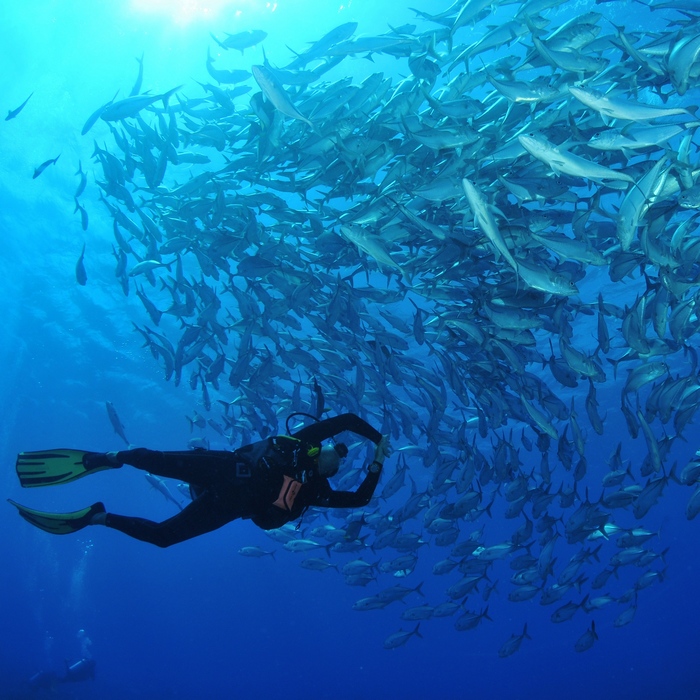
[2,1,700,698]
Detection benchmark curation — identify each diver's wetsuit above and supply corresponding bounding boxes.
[105,413,383,547]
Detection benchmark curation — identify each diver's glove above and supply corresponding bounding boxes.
[370,436,391,472]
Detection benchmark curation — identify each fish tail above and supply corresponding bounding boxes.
[161,86,182,110]
[210,33,226,50]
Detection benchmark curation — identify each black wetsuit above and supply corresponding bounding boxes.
[105,413,383,547]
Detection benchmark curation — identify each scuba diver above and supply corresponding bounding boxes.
[9,413,390,548]
[29,658,95,691]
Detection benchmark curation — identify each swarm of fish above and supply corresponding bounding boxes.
[31,0,700,652]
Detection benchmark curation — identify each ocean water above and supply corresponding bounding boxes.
[2,1,700,698]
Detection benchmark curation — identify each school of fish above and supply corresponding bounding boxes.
[23,0,700,653]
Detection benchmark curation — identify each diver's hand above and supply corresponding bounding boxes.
[374,435,391,465]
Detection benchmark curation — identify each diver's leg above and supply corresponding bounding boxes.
[113,448,243,484]
[102,490,238,548]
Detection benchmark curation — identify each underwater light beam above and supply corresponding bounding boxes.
[128,0,271,24]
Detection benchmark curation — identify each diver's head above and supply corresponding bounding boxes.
[317,443,348,477]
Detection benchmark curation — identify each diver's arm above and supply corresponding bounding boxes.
[313,437,389,508]
[315,467,382,508]
[293,413,381,445]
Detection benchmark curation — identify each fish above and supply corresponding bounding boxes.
[574,620,598,652]
[518,133,634,184]
[238,546,275,558]
[75,243,87,286]
[206,47,252,84]
[75,161,88,198]
[128,260,172,277]
[81,90,120,135]
[383,623,422,649]
[613,604,637,628]
[353,596,390,611]
[342,558,376,576]
[145,473,184,511]
[531,34,607,72]
[344,516,366,543]
[623,362,669,395]
[284,22,358,69]
[5,92,33,120]
[106,401,129,445]
[32,154,60,179]
[340,225,404,274]
[74,198,89,231]
[686,486,700,520]
[129,53,144,96]
[680,451,700,485]
[668,32,700,95]
[616,157,670,251]
[100,86,182,122]
[635,411,663,476]
[516,260,579,296]
[551,595,588,623]
[568,85,691,121]
[679,185,700,209]
[135,285,163,325]
[251,64,313,127]
[454,606,493,631]
[401,605,435,621]
[300,558,337,572]
[264,525,299,545]
[176,483,193,501]
[283,539,329,553]
[210,29,267,53]
[498,623,531,657]
[377,582,424,602]
[462,177,518,273]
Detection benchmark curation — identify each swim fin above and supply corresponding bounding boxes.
[7,500,105,535]
[15,449,115,488]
